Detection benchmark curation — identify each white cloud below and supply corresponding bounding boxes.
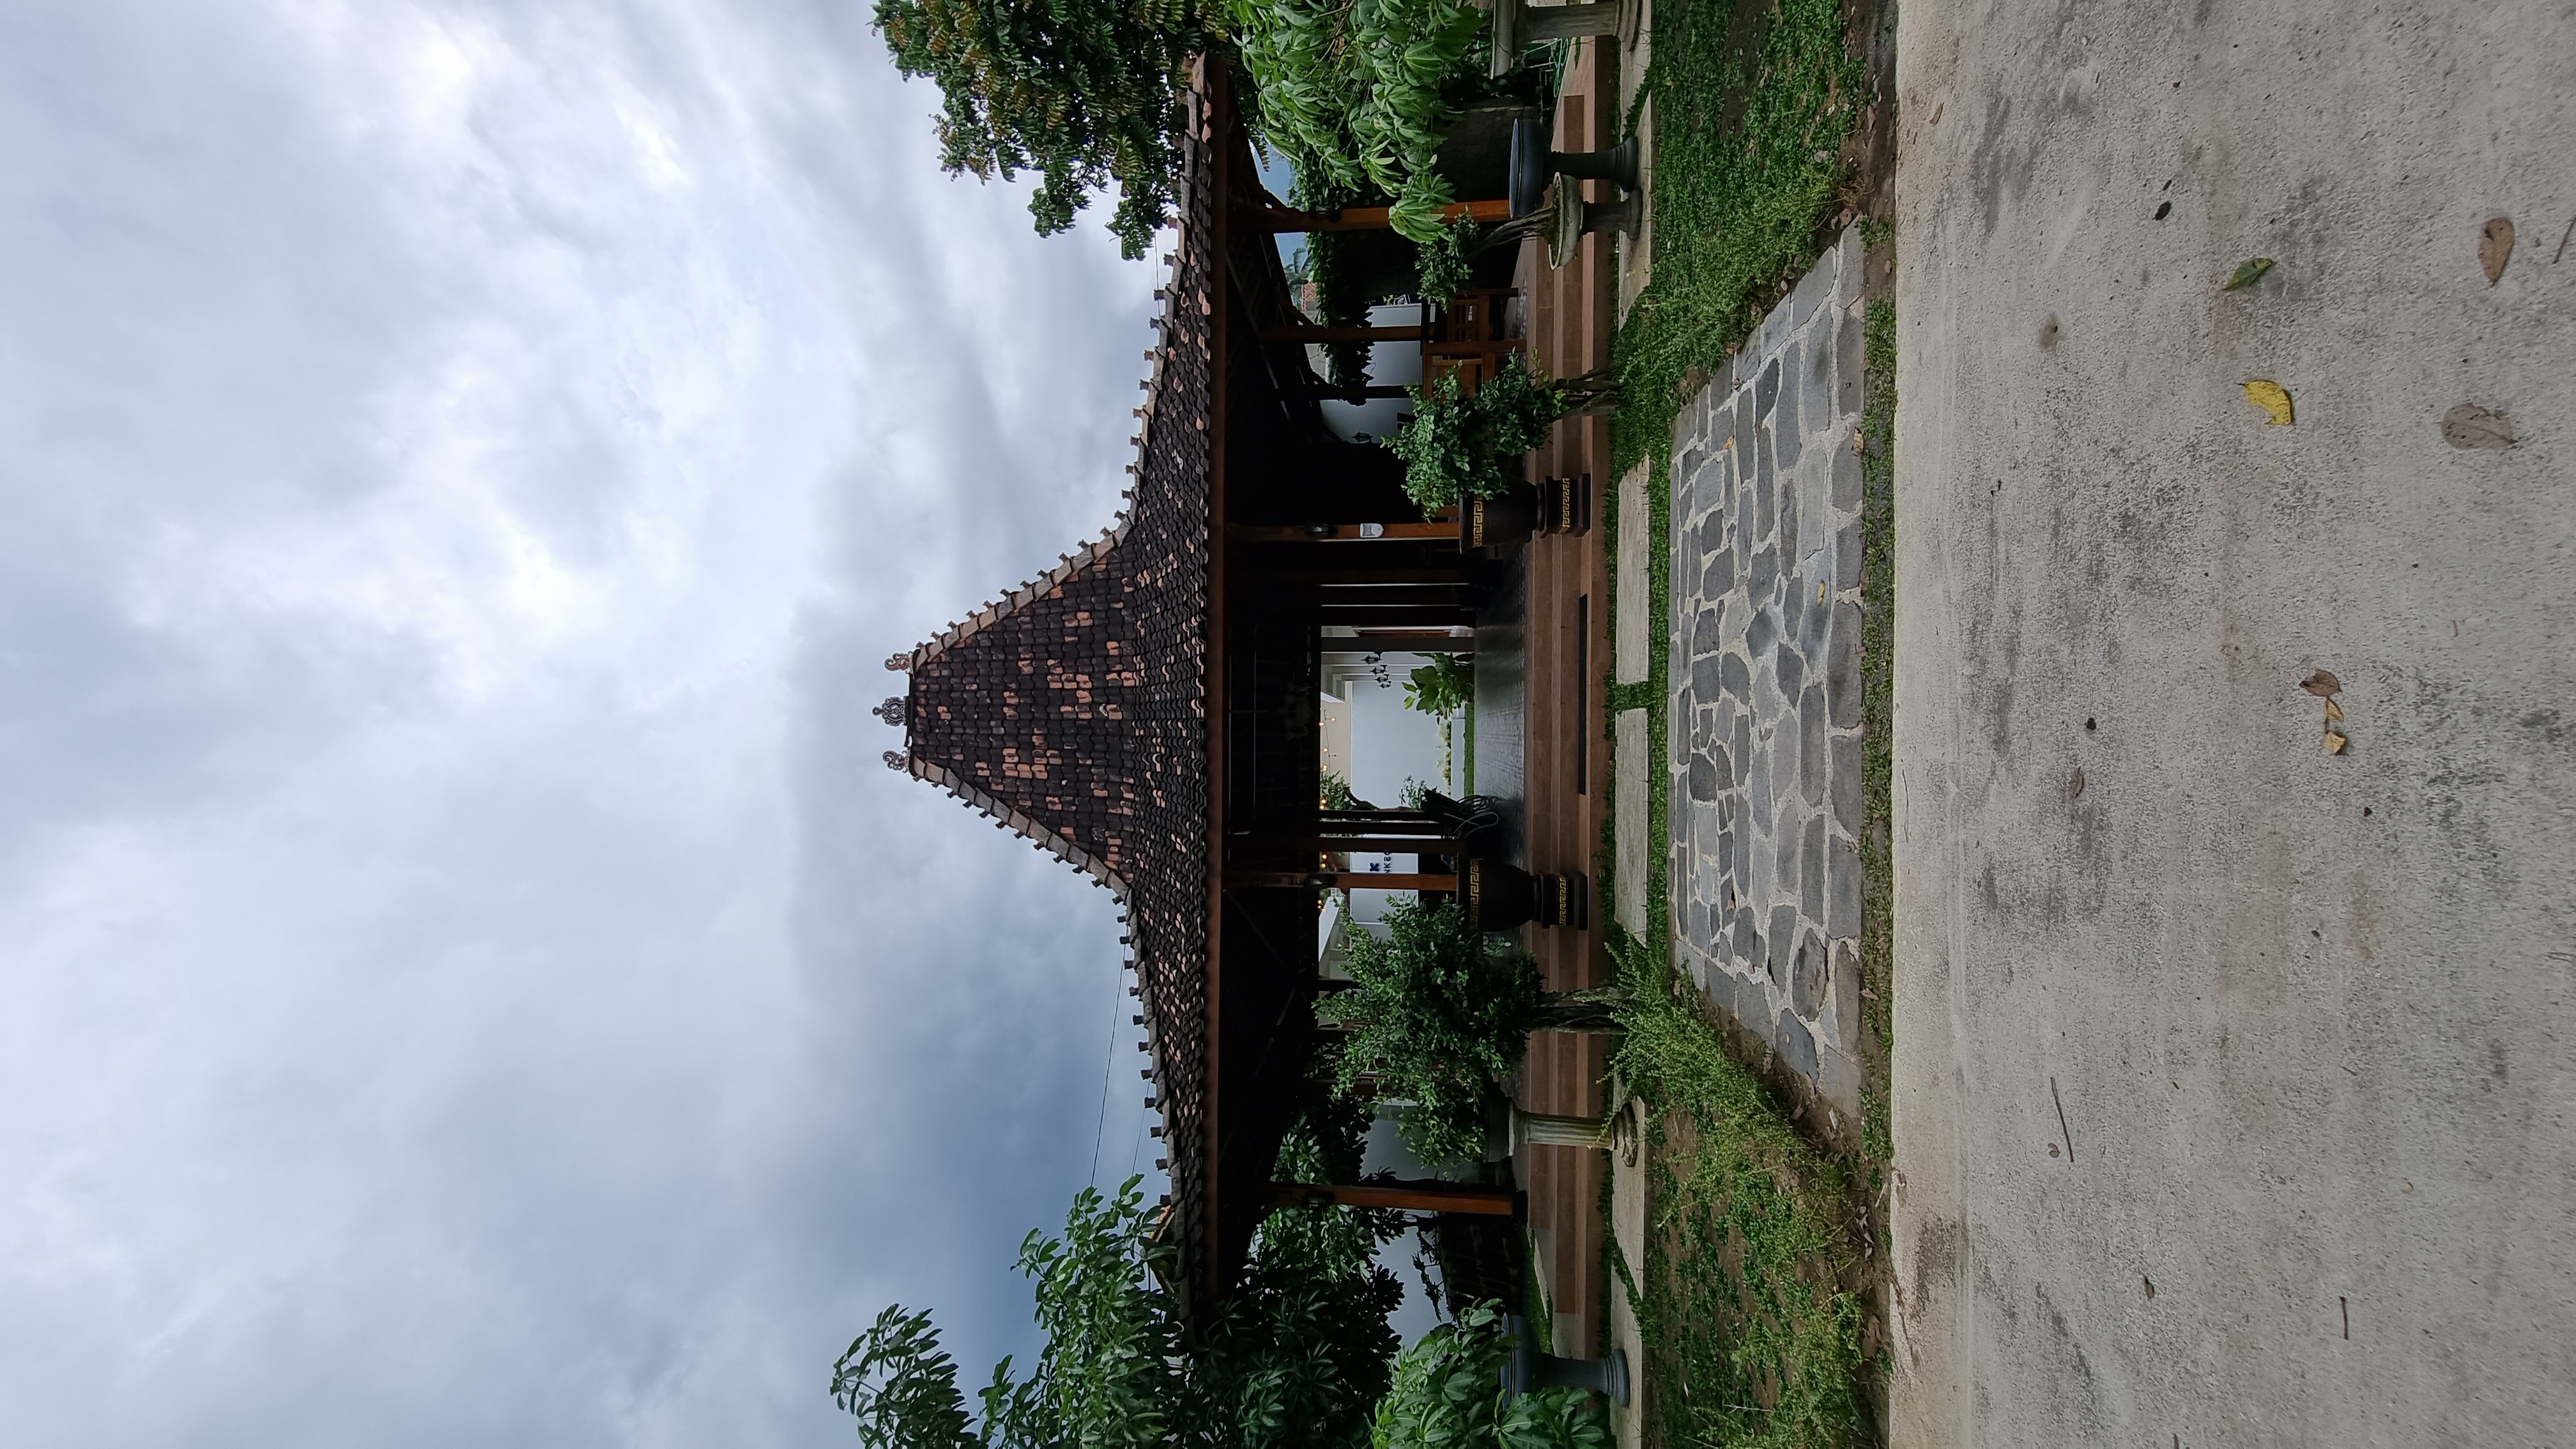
[0,0,1167,1443]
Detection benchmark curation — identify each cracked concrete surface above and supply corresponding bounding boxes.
[1890,1,2576,1443]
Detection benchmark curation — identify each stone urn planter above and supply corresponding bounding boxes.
[1499,1314,1630,1407]
[1508,117,1641,218]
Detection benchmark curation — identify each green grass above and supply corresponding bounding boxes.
[1589,0,1890,1432]
[1606,935,1869,1447]
[1612,0,1864,479]
[1856,295,1896,1172]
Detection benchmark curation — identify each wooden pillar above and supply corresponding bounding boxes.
[1290,836,1466,855]
[1229,522,1455,543]
[1290,565,1472,586]
[1261,197,1514,233]
[1224,869,1458,891]
[1326,629,1478,648]
[1257,323,1425,344]
[1268,1179,1518,1215]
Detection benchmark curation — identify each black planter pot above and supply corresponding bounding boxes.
[1460,483,1541,551]
[1542,473,1591,536]
[1464,859,1590,931]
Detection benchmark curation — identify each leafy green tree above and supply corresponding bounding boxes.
[873,0,1213,257]
[1328,897,1540,1162]
[1328,898,1624,1161]
[837,1147,1401,1449]
[831,1305,977,1449]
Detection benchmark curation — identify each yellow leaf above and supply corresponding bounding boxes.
[2222,257,2274,291]
[2325,731,2347,755]
[2324,698,2345,722]
[2244,379,2295,425]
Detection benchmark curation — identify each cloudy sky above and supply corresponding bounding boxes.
[0,1,1185,1442]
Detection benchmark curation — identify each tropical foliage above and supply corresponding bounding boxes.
[1384,355,1613,508]
[873,0,1212,258]
[836,1124,1402,1449]
[1412,217,1478,304]
[1230,0,1488,243]
[1327,896,1541,1163]
[1372,1303,1614,1449]
[1402,653,1473,717]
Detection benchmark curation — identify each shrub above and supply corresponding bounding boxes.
[1328,897,1540,1163]
[1373,1303,1613,1449]
[1384,354,1606,508]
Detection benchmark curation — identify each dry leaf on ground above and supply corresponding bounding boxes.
[2222,257,2275,291]
[2300,670,2342,697]
[2070,767,2085,799]
[2441,402,2515,449]
[2325,698,2345,722]
[2480,217,2515,284]
[2244,379,2294,425]
[2325,732,2348,755]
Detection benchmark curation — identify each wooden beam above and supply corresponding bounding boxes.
[1285,836,1466,854]
[1316,611,1479,628]
[1228,522,1454,542]
[1224,870,1459,891]
[1257,324,1425,344]
[1262,197,1514,233]
[1287,384,1414,400]
[1269,1180,1517,1215]
[1326,629,1476,647]
[1290,565,1471,585]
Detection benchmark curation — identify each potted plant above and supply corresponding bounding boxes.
[1372,1302,1613,1449]
[1326,898,1615,1163]
[1384,354,1617,510]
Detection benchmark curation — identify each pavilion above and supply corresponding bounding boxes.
[872,63,1603,1312]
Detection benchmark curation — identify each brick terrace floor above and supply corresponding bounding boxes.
[1506,34,1620,1360]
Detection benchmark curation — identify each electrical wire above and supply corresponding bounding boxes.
[1086,960,1123,1188]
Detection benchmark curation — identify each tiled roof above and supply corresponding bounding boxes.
[881,85,1218,1283]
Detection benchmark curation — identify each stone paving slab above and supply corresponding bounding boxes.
[1667,226,1869,1119]
[1613,707,1649,935]
[1614,461,1651,686]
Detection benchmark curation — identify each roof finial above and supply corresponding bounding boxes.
[882,751,906,771]
[872,697,905,726]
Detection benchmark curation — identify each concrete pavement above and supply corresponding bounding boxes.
[1890,2,2576,1444]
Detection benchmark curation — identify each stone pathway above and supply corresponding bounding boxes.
[1665,226,1871,1119]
